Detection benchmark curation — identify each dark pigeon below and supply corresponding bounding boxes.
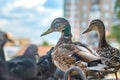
[0,58,22,80]
[8,44,39,80]
[37,47,57,80]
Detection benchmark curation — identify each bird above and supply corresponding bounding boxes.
[0,57,9,80]
[82,19,120,80]
[0,31,19,80]
[37,47,57,80]
[8,44,39,80]
[0,57,14,80]
[0,31,23,80]
[0,31,13,60]
[41,17,100,78]
[0,56,22,80]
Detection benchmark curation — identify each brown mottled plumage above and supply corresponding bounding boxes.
[83,19,120,80]
[97,46,120,67]
[41,18,100,77]
[52,43,87,73]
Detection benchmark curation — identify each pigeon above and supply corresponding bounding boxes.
[0,58,22,80]
[8,44,39,80]
[37,47,57,80]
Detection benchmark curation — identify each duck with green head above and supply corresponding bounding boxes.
[41,17,72,49]
[83,19,120,80]
[41,18,100,76]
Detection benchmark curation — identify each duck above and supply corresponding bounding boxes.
[0,31,23,80]
[83,19,120,80]
[8,44,39,80]
[41,17,100,77]
[0,31,13,60]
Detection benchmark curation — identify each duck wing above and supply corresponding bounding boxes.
[97,46,120,67]
[58,43,100,62]
[73,42,93,53]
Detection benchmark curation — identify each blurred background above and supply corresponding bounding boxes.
[0,0,63,59]
[0,0,120,79]
[0,0,120,64]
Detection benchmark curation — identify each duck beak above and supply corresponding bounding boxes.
[5,33,14,43]
[82,27,91,34]
[41,28,53,36]
[7,38,14,43]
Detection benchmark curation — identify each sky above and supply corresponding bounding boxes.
[0,0,63,45]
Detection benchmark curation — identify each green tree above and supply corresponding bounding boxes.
[41,40,50,46]
[109,25,120,43]
[115,0,120,19]
[109,0,120,43]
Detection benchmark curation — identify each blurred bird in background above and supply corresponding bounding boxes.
[8,44,39,80]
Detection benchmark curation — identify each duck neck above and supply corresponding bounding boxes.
[54,24,72,49]
[0,45,5,60]
[63,24,71,38]
[97,26,109,48]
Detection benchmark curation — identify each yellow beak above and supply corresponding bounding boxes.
[41,28,54,36]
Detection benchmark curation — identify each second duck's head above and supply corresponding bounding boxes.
[41,17,71,37]
[82,19,105,34]
[0,31,14,46]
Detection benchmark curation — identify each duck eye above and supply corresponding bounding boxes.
[55,23,59,27]
[92,23,95,25]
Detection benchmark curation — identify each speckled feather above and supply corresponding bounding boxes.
[41,18,100,77]
[97,46,120,67]
[83,19,120,73]
[52,43,87,74]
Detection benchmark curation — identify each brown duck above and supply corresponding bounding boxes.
[83,19,120,80]
[41,18,100,77]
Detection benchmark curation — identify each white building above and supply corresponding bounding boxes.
[64,0,116,47]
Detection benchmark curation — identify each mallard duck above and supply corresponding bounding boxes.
[83,19,120,80]
[41,18,100,76]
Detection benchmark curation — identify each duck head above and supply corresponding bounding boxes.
[0,31,14,47]
[41,17,71,37]
[82,19,105,34]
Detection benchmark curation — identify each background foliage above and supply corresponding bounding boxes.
[109,0,120,43]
